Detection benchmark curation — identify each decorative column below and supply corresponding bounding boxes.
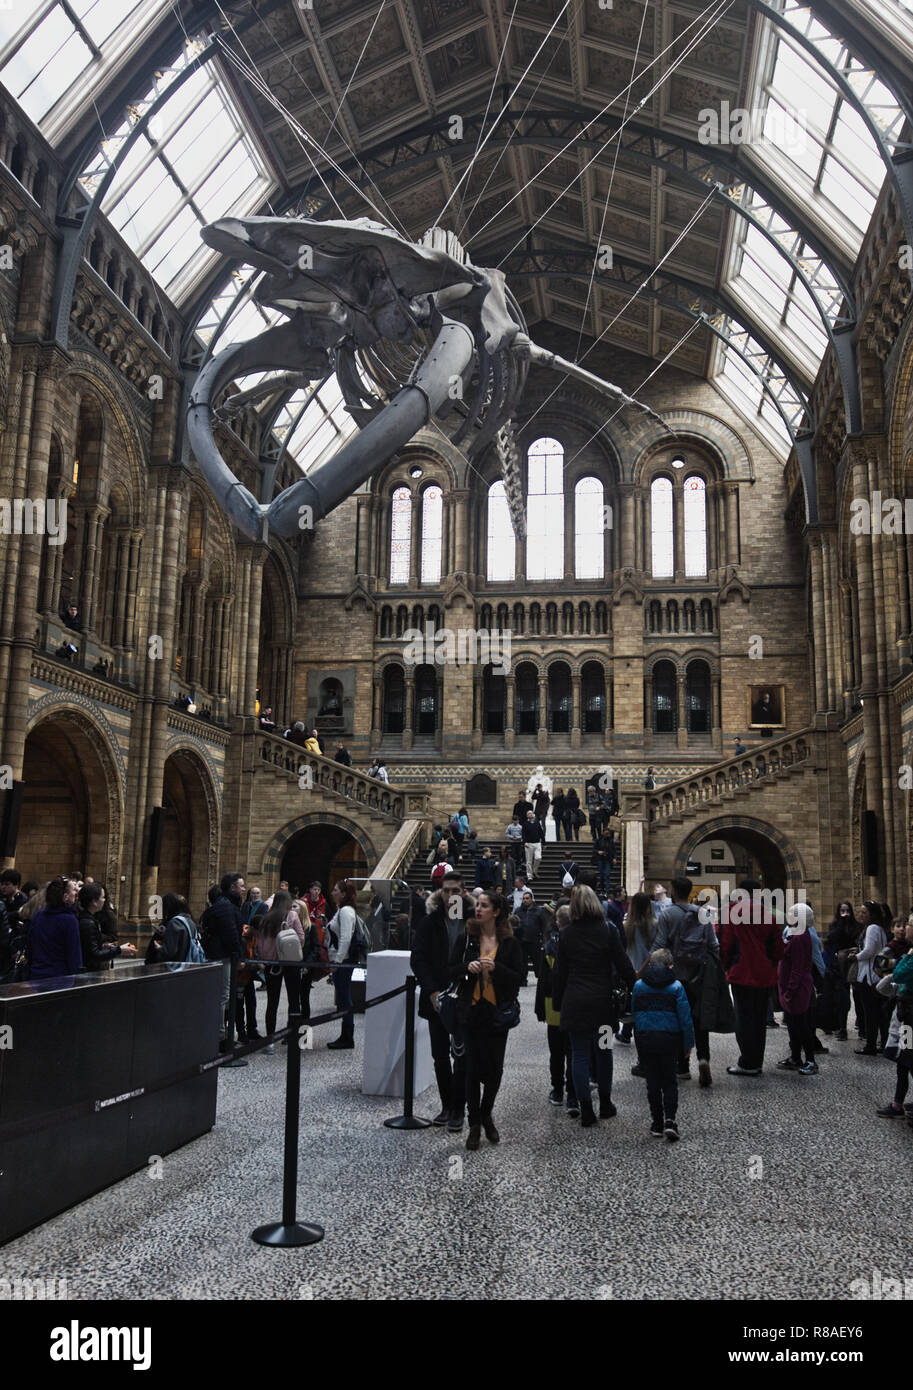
[724,484,739,568]
[619,486,635,569]
[402,670,415,750]
[673,479,685,581]
[711,673,722,752]
[563,492,574,581]
[81,506,106,632]
[409,491,421,585]
[644,673,653,748]
[505,676,515,750]
[604,677,613,749]
[537,672,548,751]
[571,670,581,749]
[676,671,688,749]
[451,489,470,575]
[899,533,913,671]
[808,532,828,715]
[371,675,382,744]
[472,674,483,751]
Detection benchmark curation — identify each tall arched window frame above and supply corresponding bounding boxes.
[527,437,564,581]
[389,486,411,584]
[575,476,604,580]
[420,485,443,584]
[651,477,674,579]
[486,480,516,581]
[683,475,707,577]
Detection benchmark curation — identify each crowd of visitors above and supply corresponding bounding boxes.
[4,849,911,1156]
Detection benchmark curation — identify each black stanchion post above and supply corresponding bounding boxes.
[384,973,430,1130]
[225,954,248,1068]
[252,1002,324,1247]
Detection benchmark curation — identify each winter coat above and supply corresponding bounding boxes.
[522,818,545,845]
[551,793,567,821]
[411,889,475,1018]
[778,930,814,1014]
[512,799,533,820]
[202,893,244,961]
[447,929,525,1023]
[474,856,497,889]
[515,904,544,948]
[535,925,563,1026]
[892,952,913,997]
[534,790,550,817]
[719,906,784,988]
[78,911,122,971]
[632,961,695,1054]
[551,911,635,1032]
[566,790,581,817]
[27,904,83,981]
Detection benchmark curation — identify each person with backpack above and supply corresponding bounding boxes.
[411,872,474,1131]
[653,876,719,1088]
[719,878,784,1077]
[327,878,360,1049]
[632,948,695,1141]
[253,890,304,1051]
[535,904,579,1116]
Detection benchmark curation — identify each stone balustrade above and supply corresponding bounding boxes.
[647,731,812,822]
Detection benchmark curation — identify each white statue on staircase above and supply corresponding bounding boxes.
[526,765,557,842]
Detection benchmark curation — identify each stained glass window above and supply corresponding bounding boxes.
[390,487,411,585]
[683,475,707,577]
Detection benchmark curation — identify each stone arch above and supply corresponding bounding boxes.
[851,753,866,904]
[62,358,147,521]
[675,815,807,891]
[160,744,221,910]
[20,704,125,889]
[259,812,378,880]
[629,411,753,486]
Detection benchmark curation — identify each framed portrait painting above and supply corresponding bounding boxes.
[748,684,785,728]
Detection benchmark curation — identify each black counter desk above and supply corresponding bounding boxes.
[0,962,221,1245]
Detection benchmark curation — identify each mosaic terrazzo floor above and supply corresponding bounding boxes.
[3,979,909,1300]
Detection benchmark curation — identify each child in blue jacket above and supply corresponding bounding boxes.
[632,948,695,1142]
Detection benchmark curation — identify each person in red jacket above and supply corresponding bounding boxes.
[776,902,818,1075]
[719,878,784,1076]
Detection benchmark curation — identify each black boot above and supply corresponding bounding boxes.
[580,1100,597,1128]
[598,1093,617,1119]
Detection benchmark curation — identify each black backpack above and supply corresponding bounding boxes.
[668,907,712,985]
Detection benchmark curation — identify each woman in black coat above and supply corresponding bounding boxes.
[449,890,525,1151]
[552,884,635,1126]
[565,788,581,842]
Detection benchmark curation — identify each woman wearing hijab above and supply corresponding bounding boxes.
[776,902,818,1075]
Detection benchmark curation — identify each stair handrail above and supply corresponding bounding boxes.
[252,723,411,819]
[370,816,430,884]
[645,727,814,822]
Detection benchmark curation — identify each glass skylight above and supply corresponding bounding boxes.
[79,52,274,304]
[0,1,157,131]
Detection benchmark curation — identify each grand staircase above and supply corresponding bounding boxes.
[398,836,623,906]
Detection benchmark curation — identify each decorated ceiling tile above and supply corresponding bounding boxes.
[326,9,406,82]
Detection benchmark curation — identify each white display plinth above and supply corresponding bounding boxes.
[545,813,557,842]
[361,950,434,1098]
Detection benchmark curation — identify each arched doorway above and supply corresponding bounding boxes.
[414,664,438,735]
[515,662,539,735]
[160,750,218,912]
[383,665,405,734]
[581,661,605,733]
[548,661,571,733]
[652,660,677,733]
[685,660,711,733]
[677,817,803,897]
[279,824,368,898]
[18,711,120,889]
[483,664,506,733]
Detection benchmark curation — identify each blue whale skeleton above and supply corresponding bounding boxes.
[187,217,668,541]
